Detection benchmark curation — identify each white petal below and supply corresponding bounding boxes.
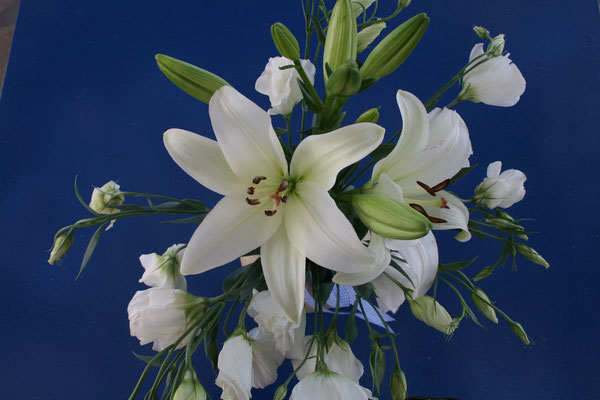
[372,90,430,182]
[407,191,471,242]
[163,128,244,196]
[371,268,408,314]
[333,233,390,286]
[285,181,375,273]
[368,173,404,201]
[180,194,283,275]
[325,341,364,382]
[260,225,306,324]
[469,43,485,62]
[216,335,253,400]
[248,328,284,389]
[290,123,385,190]
[209,86,287,183]
[487,161,502,178]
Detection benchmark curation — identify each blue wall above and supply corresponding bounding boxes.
[1,1,598,398]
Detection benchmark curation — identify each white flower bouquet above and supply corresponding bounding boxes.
[48,1,548,398]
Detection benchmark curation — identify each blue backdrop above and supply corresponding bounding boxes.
[1,1,598,399]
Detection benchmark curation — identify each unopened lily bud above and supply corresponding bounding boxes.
[487,34,506,56]
[273,384,288,400]
[351,194,432,240]
[271,22,301,61]
[407,295,456,334]
[515,243,549,268]
[360,13,429,80]
[473,26,490,39]
[471,287,498,323]
[89,180,124,215]
[509,321,531,345]
[357,22,386,53]
[48,233,74,265]
[156,54,229,103]
[356,108,380,123]
[323,0,357,81]
[174,367,207,400]
[326,59,362,97]
[390,367,407,400]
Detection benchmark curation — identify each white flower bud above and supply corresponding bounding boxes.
[215,334,253,400]
[408,295,456,334]
[474,161,526,209]
[487,34,506,56]
[127,287,200,351]
[89,180,124,214]
[290,370,369,400]
[174,368,207,400]
[48,233,74,265]
[471,287,498,323]
[460,43,526,107]
[352,0,375,17]
[139,243,187,290]
[357,22,386,53]
[255,57,315,116]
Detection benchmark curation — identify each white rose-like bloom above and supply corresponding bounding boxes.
[290,371,369,400]
[248,327,284,389]
[89,180,124,214]
[139,243,187,290]
[216,334,253,400]
[461,43,526,107]
[292,337,363,382]
[127,287,199,351]
[474,161,526,209]
[255,57,316,116]
[247,290,306,358]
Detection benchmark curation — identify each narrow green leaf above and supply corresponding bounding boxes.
[449,165,477,185]
[369,340,386,394]
[310,15,327,46]
[439,257,478,271]
[161,215,206,225]
[76,222,108,280]
[369,143,395,161]
[345,299,359,343]
[132,351,164,367]
[204,323,219,373]
[74,175,100,216]
[297,78,321,113]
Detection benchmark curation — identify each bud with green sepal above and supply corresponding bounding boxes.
[326,59,362,97]
[471,287,498,323]
[273,384,287,400]
[390,367,408,400]
[173,366,207,400]
[509,321,531,345]
[156,54,229,104]
[48,233,74,265]
[515,243,549,268]
[356,107,380,123]
[271,22,300,61]
[360,13,429,81]
[351,193,432,240]
[89,180,124,215]
[323,0,357,82]
[407,293,457,334]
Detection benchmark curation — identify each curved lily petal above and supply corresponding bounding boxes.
[290,123,385,190]
[180,194,283,275]
[407,191,471,242]
[284,181,375,273]
[209,86,287,182]
[372,90,430,182]
[333,233,390,286]
[368,173,404,201]
[163,128,244,195]
[261,223,306,323]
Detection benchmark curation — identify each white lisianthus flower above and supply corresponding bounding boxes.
[89,180,124,214]
[255,57,316,116]
[460,43,526,107]
[216,334,253,400]
[357,22,386,53]
[407,294,457,335]
[292,336,363,382]
[290,370,369,400]
[163,86,385,323]
[248,327,284,389]
[127,287,201,351]
[139,243,187,290]
[174,368,207,400]
[474,161,526,209]
[352,0,375,16]
[247,290,306,358]
[369,90,473,241]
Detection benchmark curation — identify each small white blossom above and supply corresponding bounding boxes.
[290,370,369,400]
[139,243,187,290]
[292,337,363,383]
[474,161,526,209]
[216,334,253,400]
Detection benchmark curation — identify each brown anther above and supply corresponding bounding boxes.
[417,181,436,196]
[409,203,427,216]
[246,197,260,205]
[264,210,277,216]
[277,179,289,192]
[431,178,451,193]
[252,176,267,185]
[247,187,255,195]
[427,216,447,224]
[281,195,288,203]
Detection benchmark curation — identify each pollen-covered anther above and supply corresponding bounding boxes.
[281,195,288,203]
[417,181,436,196]
[252,176,267,185]
[247,187,255,195]
[409,203,447,224]
[246,197,260,205]
[264,210,277,216]
[277,179,289,192]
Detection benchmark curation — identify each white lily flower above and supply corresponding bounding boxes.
[247,289,306,358]
[255,57,316,116]
[247,327,284,389]
[370,90,473,241]
[461,43,526,107]
[163,86,385,323]
[216,334,253,400]
[357,22,386,53]
[474,161,526,209]
[292,336,363,382]
[139,243,187,290]
[290,370,369,400]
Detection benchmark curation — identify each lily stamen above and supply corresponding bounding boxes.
[246,198,260,205]
[252,176,267,185]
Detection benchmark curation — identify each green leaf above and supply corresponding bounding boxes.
[439,257,478,271]
[449,165,477,185]
[181,198,208,210]
[204,322,219,373]
[74,175,100,216]
[274,127,288,137]
[369,340,386,394]
[76,222,108,280]
[310,15,327,46]
[369,143,394,161]
[132,351,164,367]
[297,78,321,113]
[161,215,206,225]
[473,265,496,281]
[345,299,359,344]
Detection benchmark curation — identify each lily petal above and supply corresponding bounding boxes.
[290,123,385,190]
[261,223,306,323]
[180,194,283,274]
[209,86,287,182]
[333,233,390,286]
[284,181,375,273]
[163,128,244,195]
[407,191,471,242]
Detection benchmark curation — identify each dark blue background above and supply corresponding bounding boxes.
[1,1,598,399]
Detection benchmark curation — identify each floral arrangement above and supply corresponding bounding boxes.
[48,1,549,399]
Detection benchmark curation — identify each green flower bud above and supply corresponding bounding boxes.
[398,0,412,9]
[484,218,524,233]
[471,287,498,324]
[326,59,362,97]
[408,295,457,334]
[360,13,429,80]
[174,367,207,400]
[487,34,506,56]
[48,233,74,265]
[515,243,550,268]
[473,265,495,281]
[473,26,490,39]
[156,54,229,104]
[351,194,432,240]
[356,108,380,123]
[323,0,357,81]
[271,22,301,61]
[509,321,531,345]
[89,180,124,215]
[390,367,408,400]
[273,384,287,400]
[357,21,386,53]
